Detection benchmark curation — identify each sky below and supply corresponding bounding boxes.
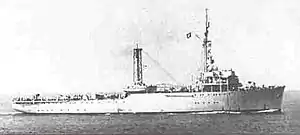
[0,0,299,95]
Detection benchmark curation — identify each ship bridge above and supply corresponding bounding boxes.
[187,9,242,93]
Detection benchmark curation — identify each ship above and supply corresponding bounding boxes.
[12,9,285,114]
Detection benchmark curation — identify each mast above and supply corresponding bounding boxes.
[133,43,143,85]
[203,8,210,73]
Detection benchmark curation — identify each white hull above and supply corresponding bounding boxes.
[12,87,284,114]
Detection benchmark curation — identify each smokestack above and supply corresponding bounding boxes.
[133,43,143,85]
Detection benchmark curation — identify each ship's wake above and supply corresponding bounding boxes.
[252,109,280,114]
[0,111,22,115]
[190,111,241,115]
[188,109,280,115]
[5,109,281,116]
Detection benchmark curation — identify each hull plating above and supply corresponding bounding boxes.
[12,87,284,114]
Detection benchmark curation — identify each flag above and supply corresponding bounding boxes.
[186,32,192,39]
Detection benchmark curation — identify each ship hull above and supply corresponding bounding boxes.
[12,87,284,114]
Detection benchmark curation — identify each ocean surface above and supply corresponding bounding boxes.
[1,91,300,135]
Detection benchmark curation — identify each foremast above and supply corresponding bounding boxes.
[203,8,210,73]
[194,9,241,92]
[201,9,217,74]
